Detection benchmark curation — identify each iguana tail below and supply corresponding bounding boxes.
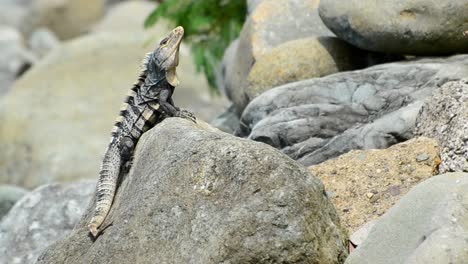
[88,142,122,237]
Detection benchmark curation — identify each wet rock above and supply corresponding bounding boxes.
[310,137,440,233]
[0,185,28,219]
[415,79,468,173]
[345,172,468,264]
[38,118,348,264]
[0,181,94,264]
[238,55,468,166]
[224,0,334,114]
[319,0,468,54]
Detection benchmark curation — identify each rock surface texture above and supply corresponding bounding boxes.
[0,185,28,219]
[319,0,468,54]
[345,172,468,264]
[244,37,399,103]
[310,137,440,233]
[0,181,94,264]
[415,79,468,173]
[238,55,468,166]
[38,119,348,264]
[223,0,334,113]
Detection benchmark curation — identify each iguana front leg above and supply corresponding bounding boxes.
[159,88,196,122]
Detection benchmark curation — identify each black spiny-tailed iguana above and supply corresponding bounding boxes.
[88,26,195,237]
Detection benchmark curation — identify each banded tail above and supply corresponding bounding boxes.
[88,57,149,237]
[88,142,122,237]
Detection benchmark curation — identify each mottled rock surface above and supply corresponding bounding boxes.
[38,119,348,264]
[224,0,334,113]
[245,37,399,102]
[345,172,468,264]
[238,55,468,166]
[0,185,28,219]
[319,0,468,54]
[415,79,468,173]
[310,137,440,233]
[0,181,94,264]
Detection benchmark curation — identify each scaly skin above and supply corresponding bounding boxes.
[88,26,195,237]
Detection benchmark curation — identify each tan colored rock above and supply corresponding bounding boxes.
[0,30,226,188]
[319,0,468,55]
[92,0,169,34]
[245,37,396,101]
[224,0,333,114]
[310,137,441,233]
[27,0,105,39]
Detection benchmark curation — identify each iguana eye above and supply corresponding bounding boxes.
[160,37,168,45]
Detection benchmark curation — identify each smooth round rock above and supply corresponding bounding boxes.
[319,0,468,55]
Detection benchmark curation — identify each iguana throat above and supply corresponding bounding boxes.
[153,26,184,87]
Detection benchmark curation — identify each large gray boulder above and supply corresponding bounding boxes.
[38,119,348,264]
[0,181,94,264]
[345,172,468,264]
[319,0,468,55]
[415,79,468,173]
[237,55,468,166]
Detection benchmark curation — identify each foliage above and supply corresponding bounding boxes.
[144,0,247,93]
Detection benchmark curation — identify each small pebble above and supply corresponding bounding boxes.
[370,194,380,203]
[366,192,374,199]
[388,185,400,196]
[416,153,430,162]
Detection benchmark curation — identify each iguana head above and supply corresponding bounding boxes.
[152,26,184,86]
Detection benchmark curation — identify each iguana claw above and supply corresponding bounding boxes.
[176,109,196,122]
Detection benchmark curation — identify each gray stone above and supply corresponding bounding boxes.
[0,26,36,95]
[210,105,240,134]
[0,181,94,264]
[238,55,468,166]
[0,185,28,219]
[225,0,334,114]
[345,172,468,264]
[28,27,60,58]
[218,38,239,100]
[415,79,468,173]
[319,0,468,55]
[38,118,348,264]
[349,220,377,247]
